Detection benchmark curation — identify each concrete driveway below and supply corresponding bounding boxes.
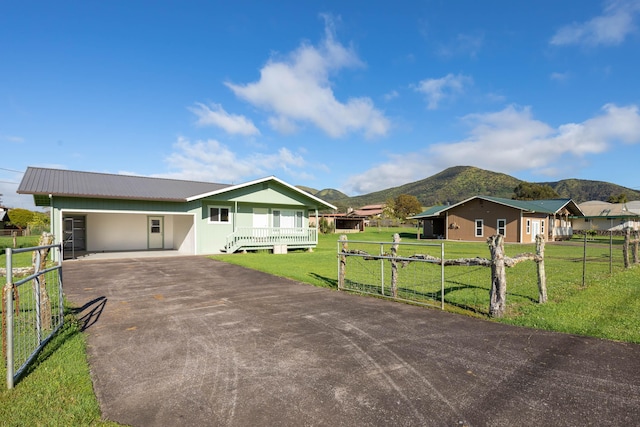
[63,256,640,426]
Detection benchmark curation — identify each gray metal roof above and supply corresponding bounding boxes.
[17,167,231,202]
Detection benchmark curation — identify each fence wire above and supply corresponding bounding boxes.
[338,240,445,309]
[3,244,64,389]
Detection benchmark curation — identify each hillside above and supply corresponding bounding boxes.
[308,166,640,210]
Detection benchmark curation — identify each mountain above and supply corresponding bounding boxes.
[311,166,640,210]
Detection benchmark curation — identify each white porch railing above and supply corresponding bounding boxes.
[552,226,573,240]
[224,227,318,253]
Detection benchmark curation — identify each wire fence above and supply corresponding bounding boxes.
[336,232,637,317]
[338,238,445,309]
[2,243,64,389]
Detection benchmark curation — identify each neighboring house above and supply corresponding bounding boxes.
[573,200,640,232]
[17,167,336,258]
[353,204,385,218]
[309,212,366,233]
[410,196,583,243]
[0,207,8,230]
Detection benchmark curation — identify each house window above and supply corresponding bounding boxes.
[526,219,531,234]
[209,206,230,223]
[541,220,545,234]
[273,210,303,228]
[475,219,483,237]
[497,219,506,236]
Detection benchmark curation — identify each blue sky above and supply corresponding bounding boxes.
[2,0,640,209]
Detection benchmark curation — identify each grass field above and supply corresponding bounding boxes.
[211,227,640,343]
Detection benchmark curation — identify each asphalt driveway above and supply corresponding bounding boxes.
[63,256,640,426]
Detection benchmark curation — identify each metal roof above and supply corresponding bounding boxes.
[410,196,583,219]
[18,167,231,202]
[578,201,640,218]
[17,167,338,211]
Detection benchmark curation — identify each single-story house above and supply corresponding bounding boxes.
[410,196,583,243]
[0,207,9,230]
[352,204,385,218]
[17,167,336,258]
[309,212,366,233]
[572,201,640,232]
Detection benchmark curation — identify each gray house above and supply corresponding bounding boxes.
[18,167,336,258]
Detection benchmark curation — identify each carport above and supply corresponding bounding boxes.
[63,256,640,426]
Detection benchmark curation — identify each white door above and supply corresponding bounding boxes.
[253,208,269,239]
[280,210,295,229]
[531,220,540,242]
[148,216,164,249]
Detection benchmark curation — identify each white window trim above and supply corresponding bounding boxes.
[526,219,531,234]
[272,209,304,228]
[475,219,484,237]
[497,219,506,237]
[208,205,231,224]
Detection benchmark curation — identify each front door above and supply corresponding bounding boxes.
[531,220,541,242]
[148,216,164,249]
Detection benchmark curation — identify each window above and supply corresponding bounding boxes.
[497,219,506,236]
[209,206,230,223]
[273,210,303,228]
[475,219,484,237]
[526,219,531,234]
[541,220,545,234]
[273,210,280,227]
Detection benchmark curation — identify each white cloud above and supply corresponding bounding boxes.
[0,134,24,143]
[550,0,640,46]
[414,73,472,110]
[550,71,570,81]
[342,103,640,194]
[383,90,399,101]
[224,15,390,139]
[189,102,260,136]
[160,137,310,183]
[436,32,484,58]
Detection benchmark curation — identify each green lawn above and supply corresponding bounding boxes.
[0,309,118,426]
[212,227,640,343]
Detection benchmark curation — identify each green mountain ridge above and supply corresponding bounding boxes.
[299,166,640,210]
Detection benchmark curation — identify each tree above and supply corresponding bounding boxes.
[393,194,423,219]
[608,193,628,203]
[512,183,559,200]
[7,208,34,230]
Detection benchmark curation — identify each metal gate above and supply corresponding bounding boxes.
[3,243,64,389]
[337,238,445,309]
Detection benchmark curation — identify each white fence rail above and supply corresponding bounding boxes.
[225,227,318,253]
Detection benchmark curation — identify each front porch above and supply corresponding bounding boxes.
[224,227,318,253]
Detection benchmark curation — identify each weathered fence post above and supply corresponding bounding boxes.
[390,233,400,298]
[623,228,630,269]
[32,232,53,330]
[535,234,547,303]
[488,234,507,318]
[338,235,348,290]
[632,230,639,265]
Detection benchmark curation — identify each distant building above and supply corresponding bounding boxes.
[573,201,640,232]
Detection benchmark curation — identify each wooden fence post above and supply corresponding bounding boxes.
[623,228,630,269]
[632,230,639,265]
[338,235,347,290]
[535,234,547,303]
[390,233,400,298]
[488,234,507,318]
[32,232,53,330]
